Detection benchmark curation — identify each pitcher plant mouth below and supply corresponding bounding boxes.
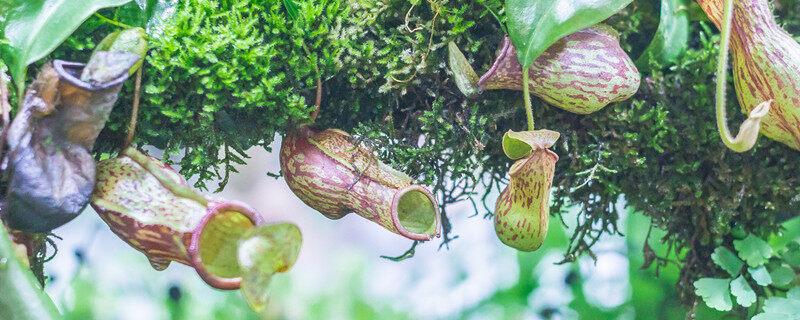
[54,59,136,91]
[390,186,440,241]
[189,201,264,290]
[477,37,513,90]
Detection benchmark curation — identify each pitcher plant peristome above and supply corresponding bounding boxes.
[2,28,147,232]
[3,58,139,231]
[280,127,440,241]
[494,130,560,251]
[699,0,800,151]
[449,25,641,115]
[92,148,302,290]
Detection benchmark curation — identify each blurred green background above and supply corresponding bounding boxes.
[47,145,748,319]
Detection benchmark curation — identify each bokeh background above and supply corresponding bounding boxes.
[45,140,728,319]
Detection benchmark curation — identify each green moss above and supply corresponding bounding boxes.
[45,0,800,302]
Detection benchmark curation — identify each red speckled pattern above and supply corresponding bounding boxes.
[494,138,559,252]
[697,0,800,150]
[280,127,439,241]
[91,151,262,290]
[478,25,641,115]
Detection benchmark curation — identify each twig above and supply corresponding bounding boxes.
[389,1,440,84]
[123,67,143,149]
[380,241,419,261]
[309,76,322,122]
[571,163,618,192]
[403,4,423,33]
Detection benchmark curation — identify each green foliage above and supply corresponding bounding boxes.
[84,0,352,189]
[446,42,479,97]
[735,235,773,268]
[694,278,732,311]
[39,0,800,309]
[753,288,800,319]
[729,275,756,307]
[711,247,743,277]
[505,0,632,67]
[749,265,772,286]
[696,232,800,316]
[636,0,689,69]
[0,226,60,320]
[117,0,177,37]
[0,0,131,95]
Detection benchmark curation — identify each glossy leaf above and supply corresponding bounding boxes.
[0,0,132,93]
[505,0,632,67]
[636,0,689,69]
[694,278,733,311]
[115,0,175,38]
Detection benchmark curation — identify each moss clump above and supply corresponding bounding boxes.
[48,0,800,302]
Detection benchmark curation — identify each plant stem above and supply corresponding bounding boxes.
[522,68,535,131]
[124,67,143,149]
[714,0,734,147]
[0,224,60,320]
[713,0,765,152]
[93,13,134,29]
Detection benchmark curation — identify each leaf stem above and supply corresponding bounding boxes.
[522,68,534,131]
[713,0,767,152]
[93,13,133,29]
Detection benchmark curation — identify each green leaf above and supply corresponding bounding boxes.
[0,0,132,93]
[711,246,744,277]
[0,222,61,319]
[283,0,299,20]
[447,42,479,97]
[749,265,773,286]
[138,0,176,37]
[769,264,795,287]
[757,297,800,318]
[505,0,632,67]
[788,288,800,300]
[694,278,733,311]
[502,129,560,160]
[734,234,773,267]
[730,275,756,307]
[636,0,689,69]
[783,242,800,267]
